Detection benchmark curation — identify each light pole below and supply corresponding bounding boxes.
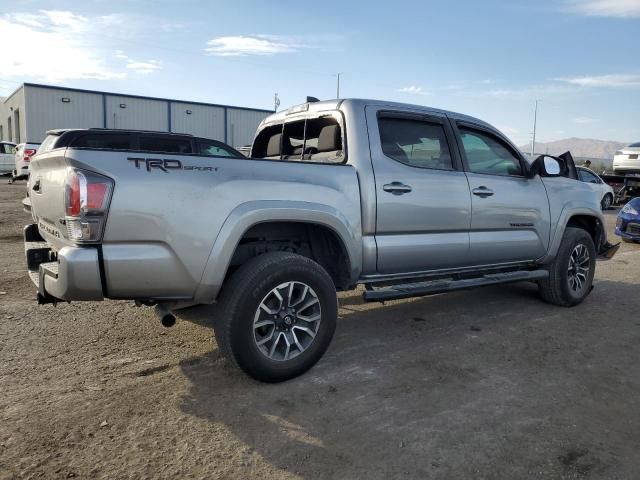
[336,73,342,99]
[274,93,280,112]
[530,99,539,157]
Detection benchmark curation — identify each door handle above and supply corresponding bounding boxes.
[472,186,494,197]
[383,182,412,195]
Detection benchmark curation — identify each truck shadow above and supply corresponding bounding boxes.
[177,279,636,478]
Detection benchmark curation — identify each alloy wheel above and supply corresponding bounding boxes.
[567,244,590,292]
[253,281,322,361]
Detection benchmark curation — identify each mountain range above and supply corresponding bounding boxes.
[518,137,628,160]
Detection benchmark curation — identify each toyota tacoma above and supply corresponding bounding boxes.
[24,99,618,382]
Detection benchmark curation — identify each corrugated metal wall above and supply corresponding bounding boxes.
[25,85,102,142]
[226,108,271,148]
[0,86,26,143]
[170,102,225,141]
[105,95,168,131]
[1,84,272,147]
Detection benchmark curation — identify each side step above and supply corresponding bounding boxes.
[363,270,548,302]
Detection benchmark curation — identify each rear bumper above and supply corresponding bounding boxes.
[24,224,104,302]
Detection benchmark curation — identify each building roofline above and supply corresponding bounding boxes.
[1,82,274,114]
[1,83,25,104]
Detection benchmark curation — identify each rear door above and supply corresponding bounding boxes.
[367,107,472,274]
[0,143,15,171]
[453,122,550,265]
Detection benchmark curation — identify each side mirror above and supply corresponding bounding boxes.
[529,155,563,178]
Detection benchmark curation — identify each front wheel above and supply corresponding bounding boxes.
[213,252,337,382]
[601,193,613,210]
[539,227,596,307]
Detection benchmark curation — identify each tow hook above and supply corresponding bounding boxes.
[154,304,176,328]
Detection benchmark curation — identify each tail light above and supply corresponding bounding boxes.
[23,148,37,162]
[64,168,114,243]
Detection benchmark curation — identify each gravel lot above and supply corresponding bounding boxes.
[1,180,639,479]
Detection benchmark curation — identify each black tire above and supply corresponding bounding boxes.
[213,252,337,382]
[539,227,596,307]
[622,237,635,244]
[601,193,613,210]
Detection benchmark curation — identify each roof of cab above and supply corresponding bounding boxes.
[259,98,494,130]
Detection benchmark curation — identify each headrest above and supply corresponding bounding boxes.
[317,125,341,152]
[266,133,282,157]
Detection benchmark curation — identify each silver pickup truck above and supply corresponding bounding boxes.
[24,99,618,382]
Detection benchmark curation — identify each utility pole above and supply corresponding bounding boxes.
[336,73,341,99]
[274,93,280,112]
[530,99,539,157]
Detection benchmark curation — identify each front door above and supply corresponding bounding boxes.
[367,107,472,275]
[455,123,550,265]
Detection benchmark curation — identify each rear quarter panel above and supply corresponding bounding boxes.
[64,150,362,301]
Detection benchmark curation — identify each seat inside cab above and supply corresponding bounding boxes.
[251,116,344,163]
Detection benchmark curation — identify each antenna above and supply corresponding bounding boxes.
[530,99,539,157]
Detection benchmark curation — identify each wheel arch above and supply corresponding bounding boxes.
[194,201,362,303]
[539,207,606,265]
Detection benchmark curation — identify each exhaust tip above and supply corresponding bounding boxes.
[154,304,176,328]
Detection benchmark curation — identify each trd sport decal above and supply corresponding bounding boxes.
[128,157,219,173]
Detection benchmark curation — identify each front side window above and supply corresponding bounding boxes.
[578,169,599,184]
[460,127,523,176]
[379,117,453,170]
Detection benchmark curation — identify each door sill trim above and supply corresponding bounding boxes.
[359,260,536,285]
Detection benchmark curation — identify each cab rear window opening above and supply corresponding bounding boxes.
[252,115,345,164]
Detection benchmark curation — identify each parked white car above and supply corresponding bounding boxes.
[11,142,39,182]
[613,142,640,175]
[0,141,17,175]
[577,166,615,209]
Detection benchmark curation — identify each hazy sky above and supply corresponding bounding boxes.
[0,0,638,145]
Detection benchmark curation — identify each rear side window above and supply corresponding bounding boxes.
[38,134,60,154]
[72,134,132,150]
[459,127,523,177]
[379,117,453,170]
[139,136,192,154]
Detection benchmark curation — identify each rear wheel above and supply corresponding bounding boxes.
[601,193,613,210]
[213,252,337,382]
[539,227,596,307]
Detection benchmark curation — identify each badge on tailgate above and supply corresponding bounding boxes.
[38,220,62,239]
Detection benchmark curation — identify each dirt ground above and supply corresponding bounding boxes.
[1,180,639,480]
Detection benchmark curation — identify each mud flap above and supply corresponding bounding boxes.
[597,241,620,260]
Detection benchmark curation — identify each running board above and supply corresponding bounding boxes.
[363,270,548,302]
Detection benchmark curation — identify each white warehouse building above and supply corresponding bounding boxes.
[0,83,273,148]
